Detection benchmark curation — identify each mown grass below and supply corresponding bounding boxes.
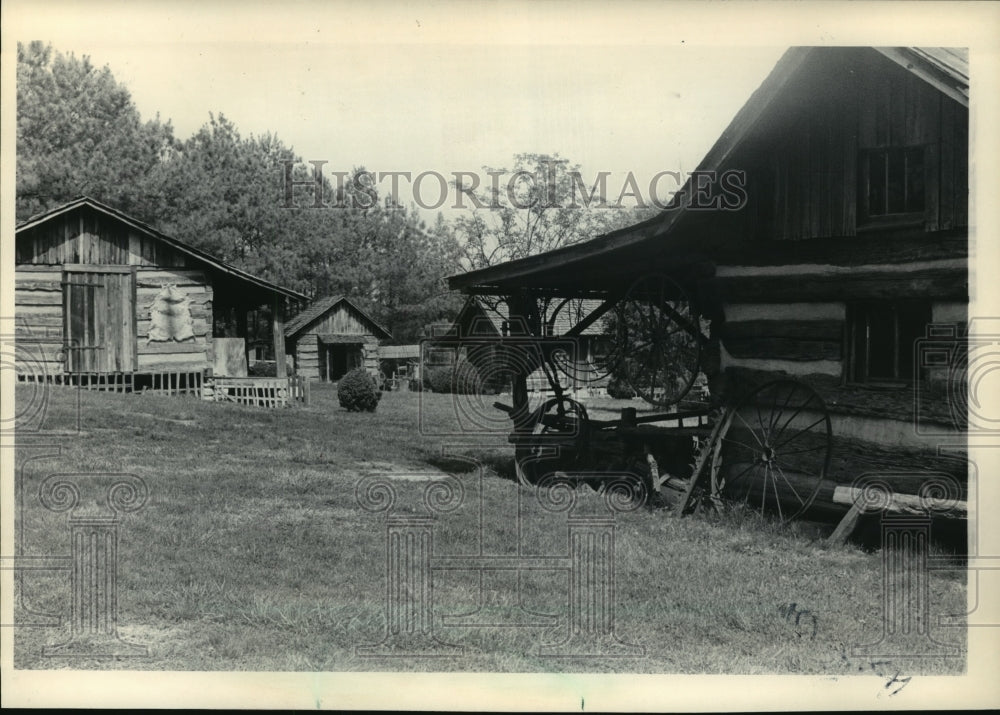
[13,384,966,673]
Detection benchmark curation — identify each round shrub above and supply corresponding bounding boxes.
[337,367,382,412]
[422,359,484,394]
[607,375,637,399]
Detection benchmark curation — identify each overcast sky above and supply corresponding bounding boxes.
[5,2,794,215]
[5,1,999,222]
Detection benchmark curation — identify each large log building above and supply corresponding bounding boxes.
[448,47,970,510]
[14,197,307,394]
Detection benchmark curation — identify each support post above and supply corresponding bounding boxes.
[506,292,535,431]
[273,297,287,378]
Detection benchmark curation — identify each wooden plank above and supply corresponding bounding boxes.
[138,353,211,371]
[14,265,68,273]
[832,485,967,516]
[14,325,63,339]
[857,63,877,149]
[15,291,63,306]
[888,68,906,146]
[924,140,941,231]
[63,264,133,273]
[135,269,209,288]
[723,337,841,361]
[954,103,969,228]
[714,265,967,302]
[14,275,62,288]
[104,272,116,371]
[138,341,209,355]
[808,119,821,239]
[136,286,213,302]
[128,232,143,265]
[939,97,956,230]
[874,70,890,147]
[722,319,843,341]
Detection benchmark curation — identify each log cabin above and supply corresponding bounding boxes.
[447,47,970,517]
[283,296,391,382]
[14,197,308,398]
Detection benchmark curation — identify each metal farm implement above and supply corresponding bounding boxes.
[481,274,834,523]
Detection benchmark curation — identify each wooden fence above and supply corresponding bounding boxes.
[205,375,309,408]
[16,370,203,396]
[15,370,309,407]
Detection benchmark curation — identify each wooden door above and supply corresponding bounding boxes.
[63,266,137,373]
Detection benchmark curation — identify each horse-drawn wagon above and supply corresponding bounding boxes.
[468,272,833,522]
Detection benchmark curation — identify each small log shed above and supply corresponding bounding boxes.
[283,296,391,382]
[447,47,970,515]
[14,197,308,391]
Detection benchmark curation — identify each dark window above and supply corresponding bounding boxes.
[859,146,925,223]
[848,301,931,384]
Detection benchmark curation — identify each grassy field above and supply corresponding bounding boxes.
[12,383,966,673]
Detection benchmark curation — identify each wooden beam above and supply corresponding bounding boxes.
[273,298,287,378]
[562,297,619,337]
[827,501,864,544]
[712,260,967,302]
[832,485,967,516]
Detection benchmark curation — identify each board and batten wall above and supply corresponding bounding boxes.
[289,303,382,381]
[15,205,215,375]
[734,47,968,243]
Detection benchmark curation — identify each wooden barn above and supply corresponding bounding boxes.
[447,46,969,518]
[283,296,391,382]
[14,197,308,401]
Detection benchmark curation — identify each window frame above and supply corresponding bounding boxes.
[857,145,927,230]
[846,300,932,386]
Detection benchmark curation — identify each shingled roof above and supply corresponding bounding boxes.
[284,295,392,340]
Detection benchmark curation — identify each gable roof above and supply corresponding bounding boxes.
[448,46,969,297]
[16,196,308,301]
[284,295,392,340]
[875,47,968,106]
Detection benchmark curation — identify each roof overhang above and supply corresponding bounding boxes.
[317,335,367,344]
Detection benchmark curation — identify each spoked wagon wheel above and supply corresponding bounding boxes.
[709,379,831,523]
[617,274,703,407]
[514,396,590,487]
[547,298,624,386]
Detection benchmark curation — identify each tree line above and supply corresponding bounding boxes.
[16,42,652,343]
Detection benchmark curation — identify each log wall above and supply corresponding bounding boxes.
[289,303,383,380]
[15,265,215,375]
[136,269,214,372]
[13,266,65,377]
